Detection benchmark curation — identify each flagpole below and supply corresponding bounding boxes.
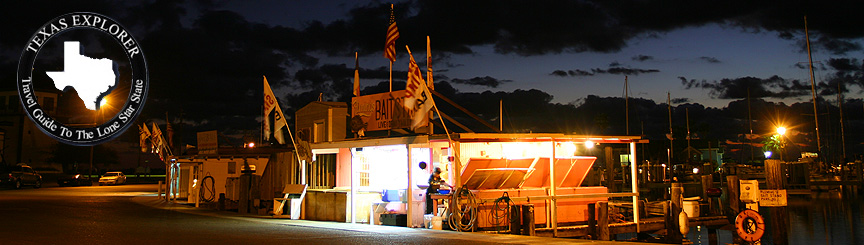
[426,36,433,134]
[260,105,264,145]
[166,112,171,156]
[407,45,454,165]
[285,123,304,184]
[389,61,393,92]
[354,51,360,97]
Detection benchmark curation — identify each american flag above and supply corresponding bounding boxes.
[383,5,399,62]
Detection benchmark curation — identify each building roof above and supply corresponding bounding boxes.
[179,146,293,159]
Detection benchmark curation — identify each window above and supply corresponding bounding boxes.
[313,121,325,143]
[228,162,236,174]
[0,96,6,111]
[307,154,336,189]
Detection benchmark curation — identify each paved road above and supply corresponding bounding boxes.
[0,184,637,244]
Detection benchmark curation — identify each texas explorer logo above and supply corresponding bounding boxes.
[17,12,148,146]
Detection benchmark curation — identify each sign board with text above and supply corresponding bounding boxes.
[351,91,426,132]
[759,189,787,207]
[197,130,218,155]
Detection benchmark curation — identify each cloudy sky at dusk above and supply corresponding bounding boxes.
[2,0,864,132]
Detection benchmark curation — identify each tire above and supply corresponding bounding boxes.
[14,180,21,189]
[34,180,41,189]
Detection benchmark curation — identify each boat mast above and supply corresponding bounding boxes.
[805,16,823,161]
[625,76,629,135]
[747,87,754,163]
[668,92,673,162]
[838,82,846,161]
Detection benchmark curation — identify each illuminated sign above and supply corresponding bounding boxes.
[352,91,426,132]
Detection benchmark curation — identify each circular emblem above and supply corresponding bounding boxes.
[17,12,148,146]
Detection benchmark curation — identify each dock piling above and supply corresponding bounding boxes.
[766,159,789,244]
[598,201,610,241]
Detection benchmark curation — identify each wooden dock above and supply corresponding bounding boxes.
[534,216,728,238]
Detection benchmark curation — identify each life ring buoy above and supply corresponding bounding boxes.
[735,209,765,242]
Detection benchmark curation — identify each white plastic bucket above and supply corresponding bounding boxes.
[423,214,434,228]
[431,216,443,230]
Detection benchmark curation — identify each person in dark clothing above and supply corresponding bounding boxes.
[425,167,449,214]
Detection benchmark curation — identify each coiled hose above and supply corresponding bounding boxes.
[491,192,514,232]
[200,175,216,202]
[448,186,478,231]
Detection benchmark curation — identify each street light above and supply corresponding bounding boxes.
[775,126,787,162]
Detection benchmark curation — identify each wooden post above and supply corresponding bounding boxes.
[588,203,597,239]
[605,147,617,193]
[766,159,789,244]
[510,205,522,235]
[239,174,250,214]
[701,175,714,216]
[667,182,683,243]
[726,175,743,243]
[662,201,672,242]
[726,175,740,216]
[521,204,535,236]
[852,161,864,193]
[598,201,610,241]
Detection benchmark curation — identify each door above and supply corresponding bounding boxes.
[179,167,189,199]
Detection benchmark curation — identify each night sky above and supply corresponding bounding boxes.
[2,0,864,146]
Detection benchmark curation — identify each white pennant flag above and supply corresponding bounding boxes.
[264,76,287,144]
[404,46,433,130]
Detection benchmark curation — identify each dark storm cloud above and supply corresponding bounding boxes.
[314,1,750,56]
[785,58,864,96]
[671,98,691,104]
[816,37,862,55]
[550,69,594,77]
[700,56,721,63]
[632,55,654,62]
[680,76,811,99]
[827,58,862,73]
[728,3,864,54]
[551,66,659,77]
[601,67,660,75]
[817,58,864,96]
[449,76,511,88]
